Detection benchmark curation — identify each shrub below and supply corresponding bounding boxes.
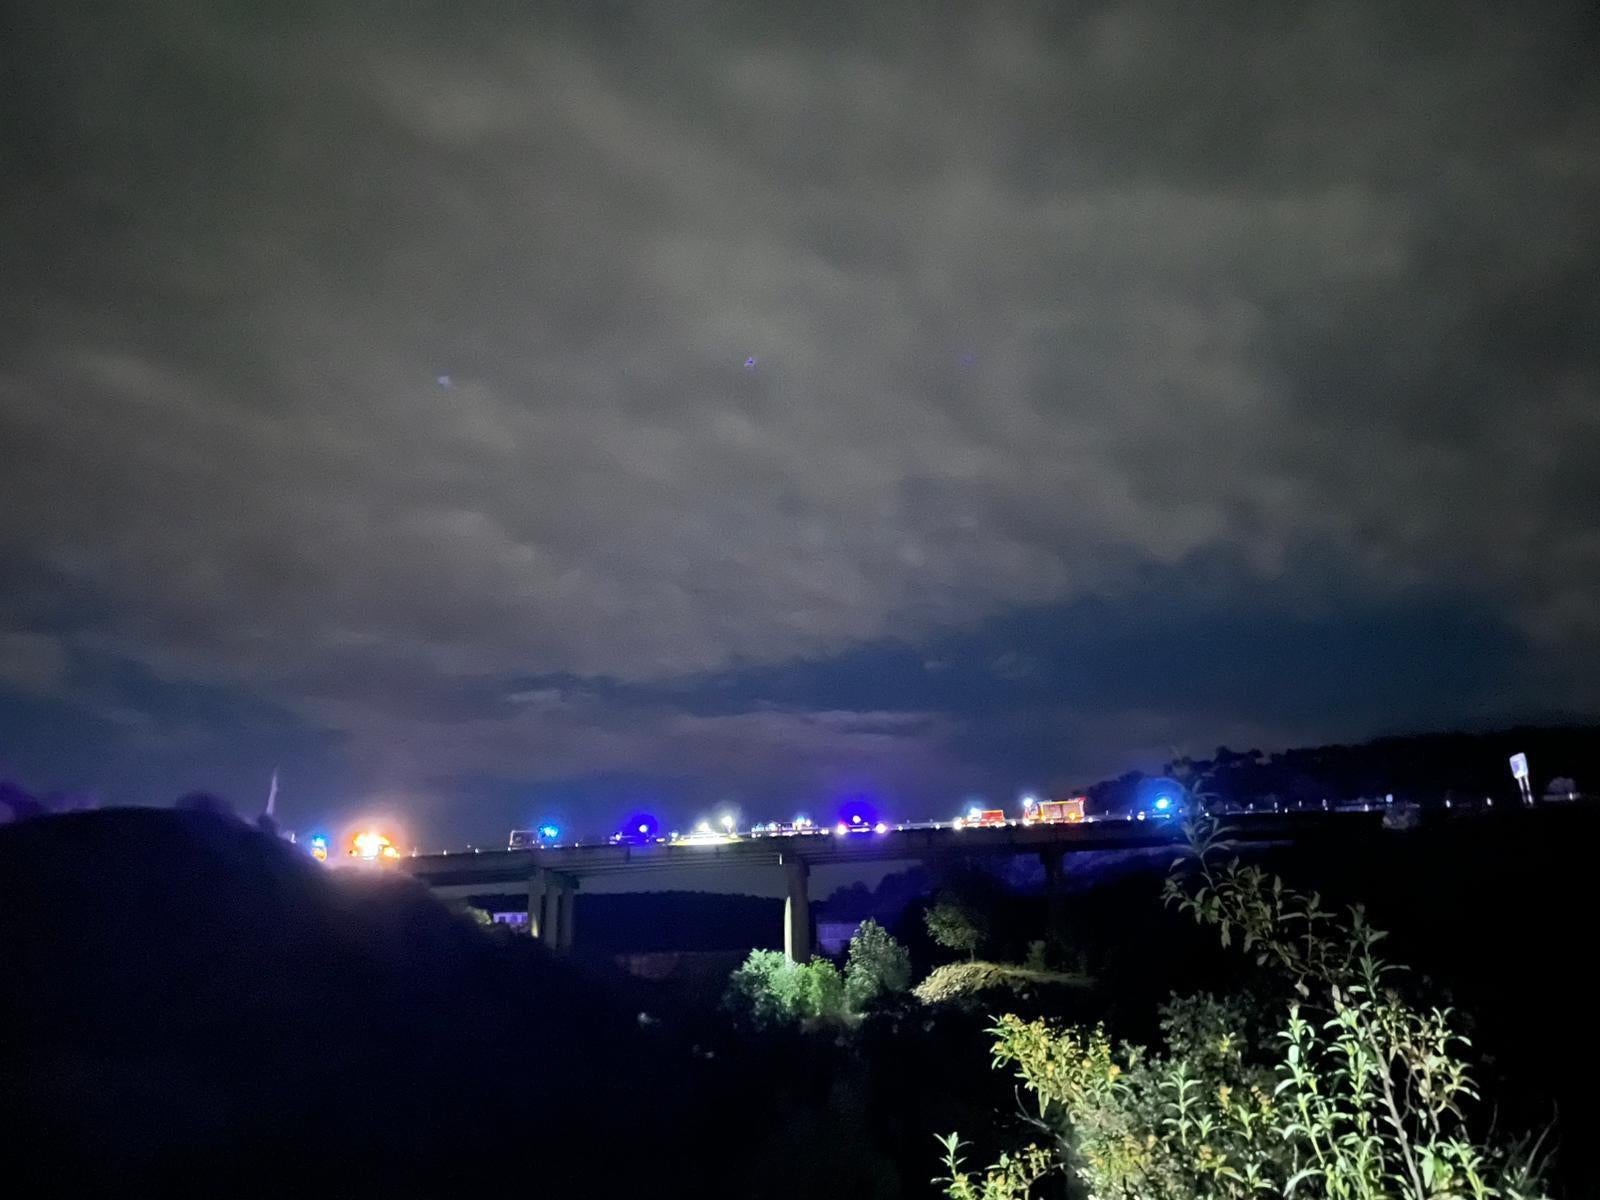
[723,951,849,1028]
[723,949,799,1029]
[796,959,846,1020]
[844,919,912,1012]
[937,818,1552,1199]
[913,962,1088,1011]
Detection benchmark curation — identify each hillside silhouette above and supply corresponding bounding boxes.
[0,808,689,1195]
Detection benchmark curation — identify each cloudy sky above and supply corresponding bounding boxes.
[2,0,1597,846]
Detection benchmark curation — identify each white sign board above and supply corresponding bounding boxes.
[1509,753,1529,781]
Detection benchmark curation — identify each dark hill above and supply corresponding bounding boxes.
[0,809,684,1196]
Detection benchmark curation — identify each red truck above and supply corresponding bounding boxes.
[1027,797,1086,824]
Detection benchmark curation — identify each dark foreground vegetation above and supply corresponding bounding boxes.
[4,799,1598,1196]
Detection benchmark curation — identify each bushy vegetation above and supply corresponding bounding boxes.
[926,892,990,960]
[723,949,847,1026]
[913,962,1088,1010]
[723,919,913,1028]
[845,918,913,1010]
[938,819,1553,1199]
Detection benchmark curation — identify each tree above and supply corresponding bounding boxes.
[925,894,987,961]
[844,919,912,1012]
[723,949,799,1029]
[938,818,1552,1199]
[795,959,846,1020]
[723,951,848,1027]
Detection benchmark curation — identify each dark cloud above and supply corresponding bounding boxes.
[2,1,1596,841]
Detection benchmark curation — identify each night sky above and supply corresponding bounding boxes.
[3,1,1597,847]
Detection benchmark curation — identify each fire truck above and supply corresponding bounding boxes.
[1026,797,1086,824]
[955,807,1007,829]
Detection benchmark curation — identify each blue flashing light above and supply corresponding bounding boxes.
[1154,795,1172,812]
[620,812,660,841]
[539,824,560,841]
[837,796,879,829]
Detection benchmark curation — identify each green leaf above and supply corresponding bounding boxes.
[1285,1166,1322,1194]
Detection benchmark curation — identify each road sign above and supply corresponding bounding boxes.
[1509,753,1529,781]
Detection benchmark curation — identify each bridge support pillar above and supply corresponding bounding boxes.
[549,874,577,952]
[531,873,576,950]
[560,876,579,953]
[1041,849,1065,938]
[782,858,811,962]
[526,868,548,940]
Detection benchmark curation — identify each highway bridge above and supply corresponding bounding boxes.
[402,809,1392,959]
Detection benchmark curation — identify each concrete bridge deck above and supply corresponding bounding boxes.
[401,810,1389,959]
